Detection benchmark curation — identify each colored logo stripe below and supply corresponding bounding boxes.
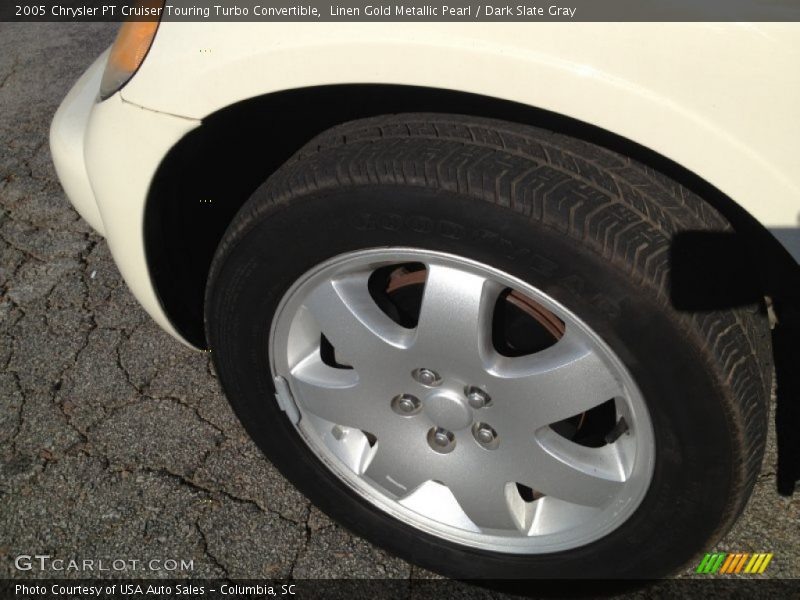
[747,553,773,574]
[719,553,736,573]
[696,553,726,573]
[697,552,773,574]
[722,553,748,574]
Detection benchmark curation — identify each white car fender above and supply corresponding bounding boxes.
[119,22,800,261]
[84,94,199,343]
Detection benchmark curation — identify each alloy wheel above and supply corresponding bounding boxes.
[269,248,655,553]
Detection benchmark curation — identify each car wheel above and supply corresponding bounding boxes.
[205,114,771,579]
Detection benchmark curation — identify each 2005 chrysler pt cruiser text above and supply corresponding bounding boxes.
[49,4,800,581]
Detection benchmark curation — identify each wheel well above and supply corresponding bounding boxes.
[143,84,800,348]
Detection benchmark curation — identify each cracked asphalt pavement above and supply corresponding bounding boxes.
[0,22,797,586]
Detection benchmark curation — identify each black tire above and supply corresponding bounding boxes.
[205,114,771,579]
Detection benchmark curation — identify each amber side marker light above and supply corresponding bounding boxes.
[99,3,164,100]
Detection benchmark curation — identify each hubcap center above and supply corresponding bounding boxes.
[423,390,473,431]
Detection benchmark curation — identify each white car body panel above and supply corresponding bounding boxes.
[52,53,199,343]
[121,23,800,252]
[49,49,110,236]
[51,22,800,347]
[86,95,199,343]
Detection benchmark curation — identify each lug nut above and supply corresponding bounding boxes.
[476,427,494,444]
[391,394,421,416]
[472,422,499,450]
[412,367,442,387]
[465,386,492,409]
[434,431,450,446]
[427,427,456,454]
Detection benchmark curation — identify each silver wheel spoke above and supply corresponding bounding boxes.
[363,427,434,497]
[291,351,387,434]
[413,264,499,370]
[488,332,623,431]
[523,433,627,507]
[446,478,521,531]
[303,274,411,369]
[318,424,376,475]
[528,497,601,537]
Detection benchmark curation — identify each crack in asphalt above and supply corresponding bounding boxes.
[288,506,314,579]
[4,371,26,454]
[0,55,19,91]
[196,514,231,579]
[0,230,49,264]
